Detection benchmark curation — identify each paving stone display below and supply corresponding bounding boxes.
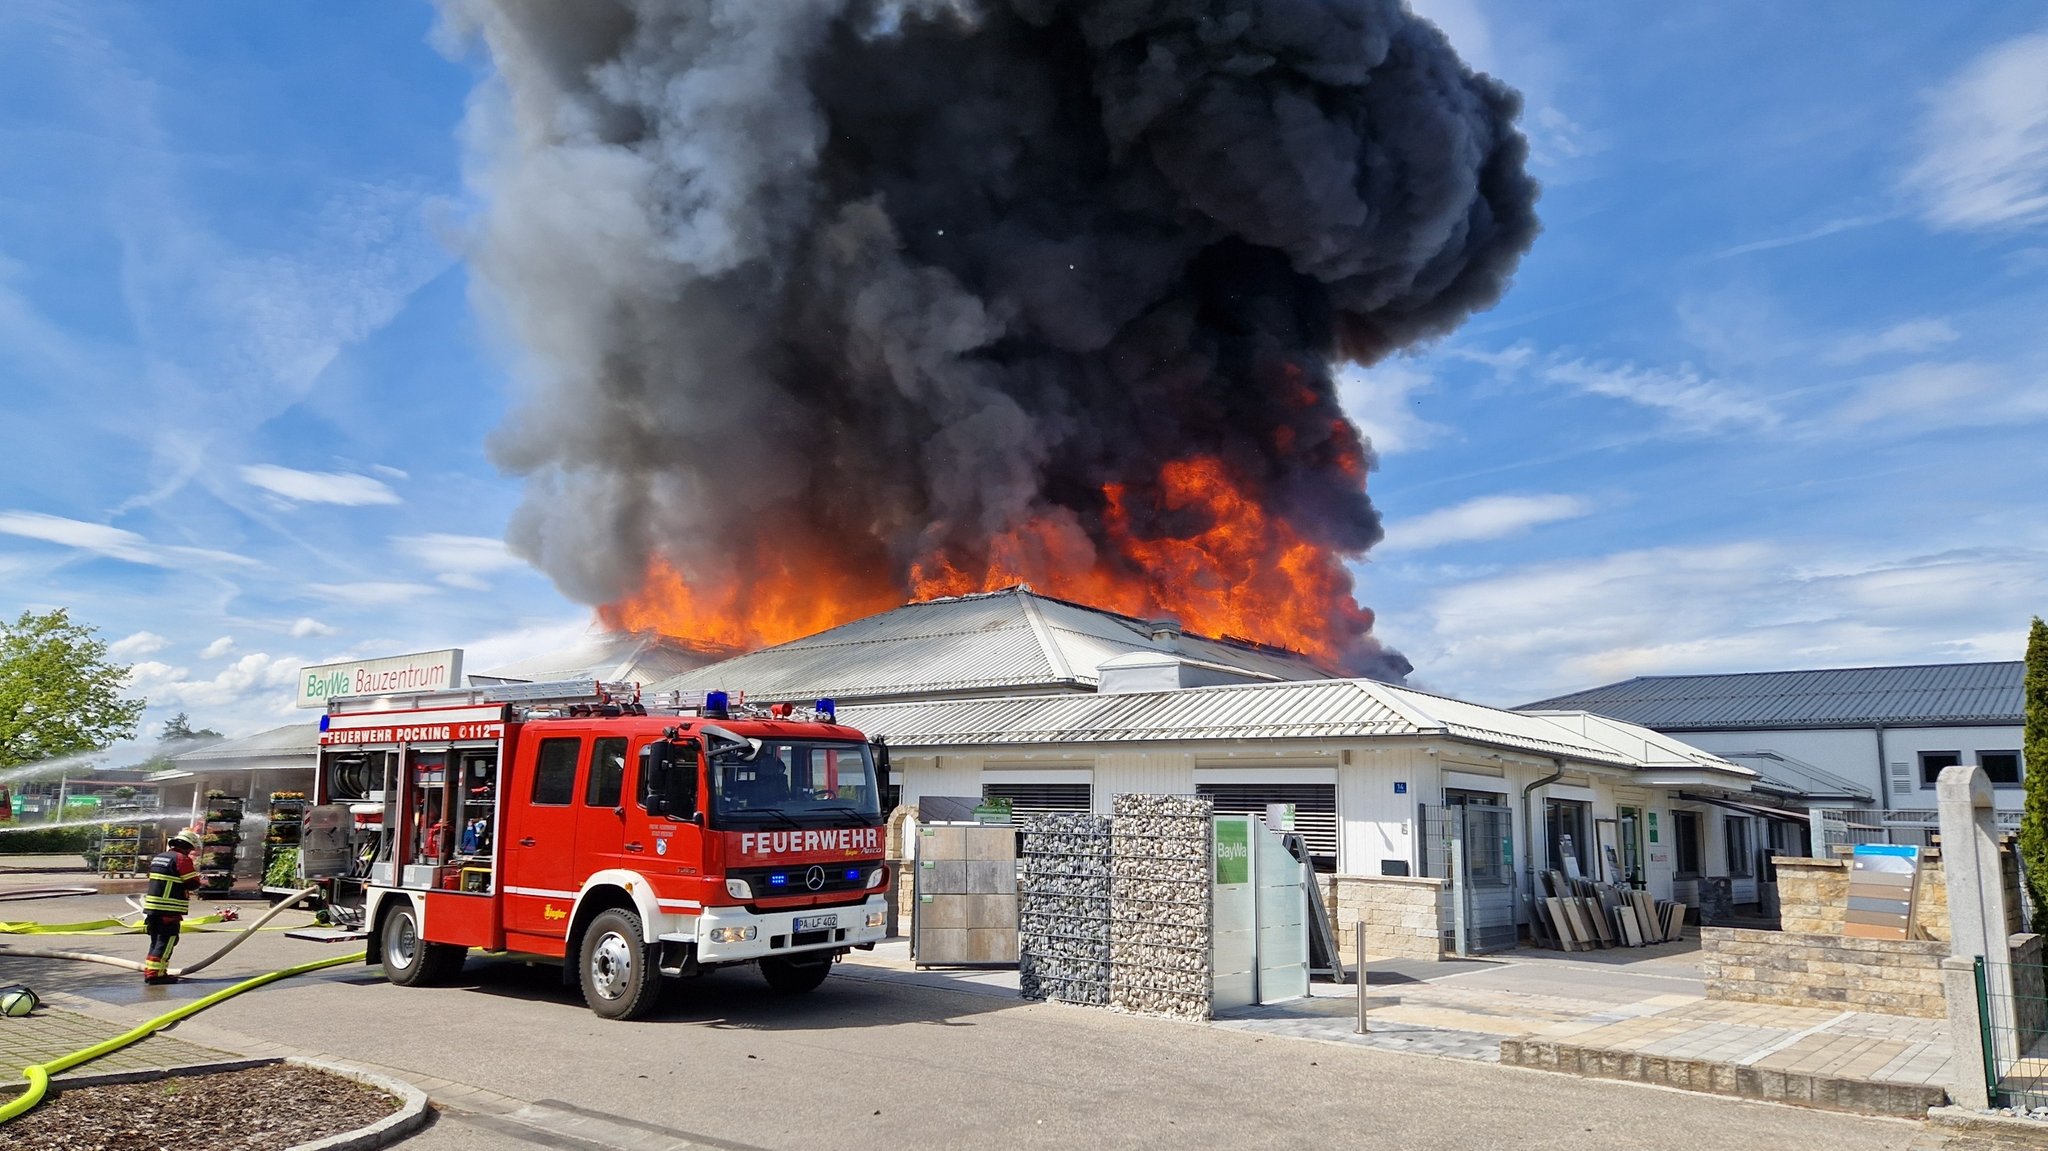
[1019,813,1113,1006]
[1110,793,1214,1021]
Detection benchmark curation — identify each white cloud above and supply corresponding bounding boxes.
[1382,494,1592,552]
[393,533,523,591]
[200,635,236,659]
[109,630,168,658]
[1544,360,1779,434]
[289,617,336,638]
[0,510,254,568]
[1713,213,1893,260]
[1905,29,2048,230]
[1823,318,1961,365]
[1389,541,2048,705]
[239,464,401,506]
[1831,360,2048,429]
[1335,360,1448,456]
[127,652,304,719]
[305,581,440,605]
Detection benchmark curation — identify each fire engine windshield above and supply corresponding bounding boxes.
[708,740,882,826]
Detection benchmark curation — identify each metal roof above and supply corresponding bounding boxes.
[1711,750,1873,803]
[650,587,1332,704]
[840,677,1755,782]
[169,723,319,766]
[1515,662,2023,730]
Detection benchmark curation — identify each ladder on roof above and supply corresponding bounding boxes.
[324,678,645,716]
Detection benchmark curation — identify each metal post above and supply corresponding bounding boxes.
[1355,922,1368,1034]
[1450,805,1469,958]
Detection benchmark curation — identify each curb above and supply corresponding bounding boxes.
[14,1054,430,1151]
[1926,1104,2048,1137]
[282,1057,432,1151]
[1499,1037,1949,1118]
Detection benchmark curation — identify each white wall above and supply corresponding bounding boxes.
[1676,724,2025,809]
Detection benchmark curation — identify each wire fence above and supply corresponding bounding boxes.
[1977,956,2048,1110]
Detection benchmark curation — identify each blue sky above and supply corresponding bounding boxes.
[1,1,2043,737]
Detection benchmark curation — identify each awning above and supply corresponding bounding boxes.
[1676,793,1812,824]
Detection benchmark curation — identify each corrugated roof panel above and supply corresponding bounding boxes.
[1517,661,2023,729]
[649,587,1331,703]
[171,723,319,764]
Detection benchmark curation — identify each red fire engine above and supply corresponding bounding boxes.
[301,680,890,1019]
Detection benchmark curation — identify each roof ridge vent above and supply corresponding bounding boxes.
[1147,618,1182,648]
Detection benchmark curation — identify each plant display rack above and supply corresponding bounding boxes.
[200,794,244,895]
[97,819,142,877]
[264,791,306,889]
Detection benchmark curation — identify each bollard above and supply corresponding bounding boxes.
[1355,922,1368,1034]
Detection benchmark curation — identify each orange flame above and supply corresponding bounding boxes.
[604,454,1374,669]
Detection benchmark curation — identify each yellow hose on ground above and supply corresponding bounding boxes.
[0,886,325,975]
[0,949,366,1126]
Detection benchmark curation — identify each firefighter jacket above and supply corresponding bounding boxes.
[143,849,197,915]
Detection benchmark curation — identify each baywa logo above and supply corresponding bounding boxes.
[1216,841,1248,862]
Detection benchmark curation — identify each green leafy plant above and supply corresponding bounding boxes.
[264,847,300,888]
[2023,616,2048,931]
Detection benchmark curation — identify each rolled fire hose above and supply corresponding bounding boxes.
[0,886,324,976]
[0,949,366,1126]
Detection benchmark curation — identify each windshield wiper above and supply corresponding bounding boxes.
[806,804,880,824]
[728,807,804,829]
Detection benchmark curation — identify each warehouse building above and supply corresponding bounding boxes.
[1519,662,2026,855]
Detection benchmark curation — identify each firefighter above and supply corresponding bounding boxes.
[141,829,201,984]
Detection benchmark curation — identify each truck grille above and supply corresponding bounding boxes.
[731,864,877,898]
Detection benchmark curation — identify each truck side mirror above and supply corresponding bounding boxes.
[639,741,699,821]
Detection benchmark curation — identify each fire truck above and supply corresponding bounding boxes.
[300,679,891,1019]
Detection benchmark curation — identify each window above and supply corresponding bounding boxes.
[1725,817,1754,878]
[1196,783,1339,871]
[1673,810,1702,879]
[982,783,1093,828]
[531,738,581,806]
[1919,751,1961,787]
[1981,751,2023,788]
[585,738,627,807]
[1545,798,1590,877]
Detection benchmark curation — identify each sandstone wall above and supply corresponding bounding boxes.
[1700,926,1947,1017]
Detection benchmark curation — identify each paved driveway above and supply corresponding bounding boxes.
[0,895,1952,1150]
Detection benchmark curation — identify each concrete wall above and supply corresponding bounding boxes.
[1700,927,1949,1016]
[1322,873,1448,963]
[1672,725,2025,811]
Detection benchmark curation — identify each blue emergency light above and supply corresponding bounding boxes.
[705,690,730,719]
[815,697,836,720]
[769,873,788,887]
[846,869,861,882]
[318,714,330,732]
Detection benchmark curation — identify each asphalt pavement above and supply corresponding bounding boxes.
[0,892,1971,1150]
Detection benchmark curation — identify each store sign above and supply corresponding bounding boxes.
[1215,818,1250,885]
[319,721,502,747]
[297,649,464,708]
[1648,811,1660,844]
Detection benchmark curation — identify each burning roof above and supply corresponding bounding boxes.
[446,0,1539,677]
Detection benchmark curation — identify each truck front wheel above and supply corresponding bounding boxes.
[381,902,464,986]
[580,908,661,1020]
[759,955,833,994]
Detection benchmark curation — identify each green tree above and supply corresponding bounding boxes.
[159,712,221,745]
[0,609,144,768]
[2025,616,2048,930]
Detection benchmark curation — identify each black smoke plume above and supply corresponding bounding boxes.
[442,0,1538,678]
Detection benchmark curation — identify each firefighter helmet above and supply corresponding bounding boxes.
[169,830,200,851]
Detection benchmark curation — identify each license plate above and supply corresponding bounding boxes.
[793,914,836,933]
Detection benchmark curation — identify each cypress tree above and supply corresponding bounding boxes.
[2022,617,2048,930]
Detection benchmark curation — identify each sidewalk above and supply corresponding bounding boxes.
[0,1006,234,1090]
[850,935,1961,1116]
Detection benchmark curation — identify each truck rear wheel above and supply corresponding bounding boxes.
[580,908,661,1020]
[759,955,833,994]
[381,902,464,986]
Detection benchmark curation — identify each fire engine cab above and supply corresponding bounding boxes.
[301,679,891,1019]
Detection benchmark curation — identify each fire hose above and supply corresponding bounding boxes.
[0,949,365,1126]
[0,886,324,977]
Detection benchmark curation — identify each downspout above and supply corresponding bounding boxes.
[1875,723,1890,812]
[1523,759,1566,916]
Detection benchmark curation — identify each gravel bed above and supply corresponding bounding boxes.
[5,1063,401,1150]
